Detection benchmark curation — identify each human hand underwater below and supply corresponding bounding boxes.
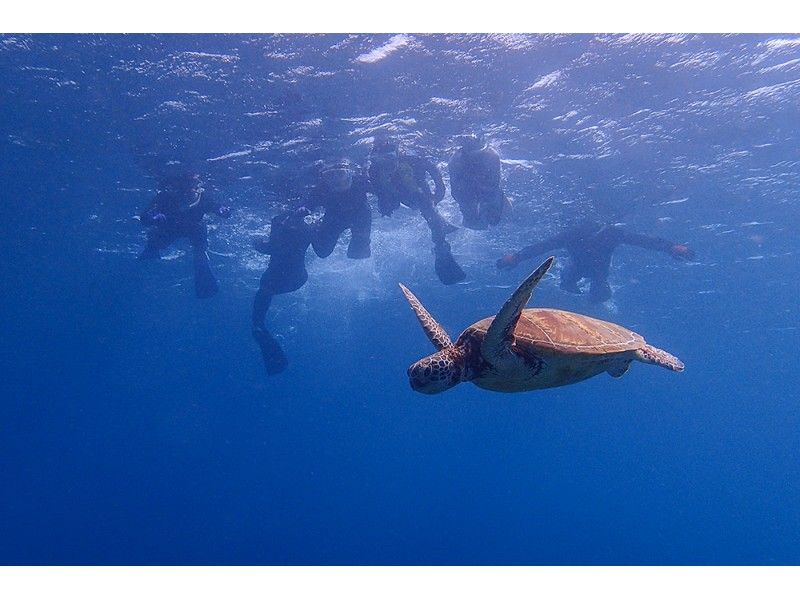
[496,253,520,270]
[670,244,695,261]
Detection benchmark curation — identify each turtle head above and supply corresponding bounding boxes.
[399,282,469,394]
[407,347,465,394]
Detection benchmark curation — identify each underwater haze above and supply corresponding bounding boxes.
[2,33,800,564]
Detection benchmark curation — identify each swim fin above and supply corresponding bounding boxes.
[194,254,219,299]
[434,242,466,285]
[253,328,288,375]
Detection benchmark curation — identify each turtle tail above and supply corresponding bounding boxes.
[634,344,685,373]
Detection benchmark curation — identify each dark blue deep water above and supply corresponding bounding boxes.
[2,34,799,565]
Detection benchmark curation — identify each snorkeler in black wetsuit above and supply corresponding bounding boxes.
[497,221,695,304]
[368,135,465,285]
[251,207,314,375]
[448,134,510,230]
[303,159,372,260]
[137,173,232,298]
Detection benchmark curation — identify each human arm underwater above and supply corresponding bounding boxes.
[138,197,167,227]
[618,228,695,261]
[198,189,232,218]
[254,207,313,255]
[496,232,569,270]
[408,154,446,203]
[426,158,446,203]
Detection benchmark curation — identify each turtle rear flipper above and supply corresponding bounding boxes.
[634,344,685,372]
[481,256,555,364]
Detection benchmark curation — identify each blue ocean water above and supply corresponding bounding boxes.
[1,33,799,565]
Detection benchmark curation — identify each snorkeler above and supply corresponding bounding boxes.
[448,133,510,230]
[496,220,695,304]
[368,134,465,285]
[252,206,314,375]
[137,173,232,298]
[303,159,372,259]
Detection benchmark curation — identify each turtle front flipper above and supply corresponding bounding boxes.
[399,283,453,350]
[481,256,555,364]
[634,344,685,372]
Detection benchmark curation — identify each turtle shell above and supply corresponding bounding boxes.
[461,308,646,356]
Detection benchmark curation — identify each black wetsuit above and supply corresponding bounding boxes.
[369,152,465,284]
[252,209,313,375]
[303,174,372,259]
[369,153,451,244]
[138,186,230,298]
[507,222,683,304]
[449,145,506,230]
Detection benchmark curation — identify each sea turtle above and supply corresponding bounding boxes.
[399,256,684,394]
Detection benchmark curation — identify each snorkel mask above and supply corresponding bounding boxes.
[158,173,202,210]
[320,162,355,192]
[371,135,400,171]
[459,133,486,154]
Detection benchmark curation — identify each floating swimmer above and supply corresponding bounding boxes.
[137,172,232,298]
[497,220,695,304]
